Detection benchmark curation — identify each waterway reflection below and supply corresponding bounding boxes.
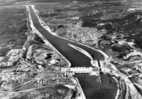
[75,73,117,99]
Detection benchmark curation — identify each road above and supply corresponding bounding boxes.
[27,5,117,99]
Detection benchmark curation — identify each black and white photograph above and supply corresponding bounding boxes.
[0,0,141,99]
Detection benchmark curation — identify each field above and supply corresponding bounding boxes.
[0,6,27,56]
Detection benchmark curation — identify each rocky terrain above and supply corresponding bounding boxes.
[0,5,78,99]
[0,0,142,99]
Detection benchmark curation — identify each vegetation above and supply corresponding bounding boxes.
[0,6,27,56]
